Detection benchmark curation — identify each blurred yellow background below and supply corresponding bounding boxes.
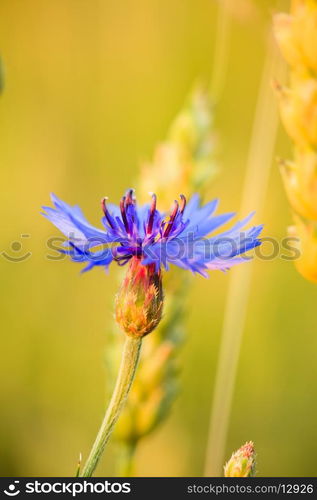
[0,0,317,477]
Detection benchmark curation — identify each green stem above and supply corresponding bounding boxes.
[81,336,142,477]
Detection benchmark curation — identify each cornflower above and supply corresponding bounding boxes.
[43,189,262,475]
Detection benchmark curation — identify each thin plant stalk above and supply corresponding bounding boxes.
[204,36,283,476]
[81,337,142,477]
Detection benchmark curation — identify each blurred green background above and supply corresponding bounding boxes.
[1,0,317,477]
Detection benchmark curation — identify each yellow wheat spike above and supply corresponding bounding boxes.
[274,0,317,282]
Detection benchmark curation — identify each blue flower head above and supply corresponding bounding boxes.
[42,189,263,278]
[43,189,262,337]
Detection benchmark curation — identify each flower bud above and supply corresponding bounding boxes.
[115,256,163,338]
[224,441,256,477]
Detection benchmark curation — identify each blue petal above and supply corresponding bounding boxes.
[167,213,263,275]
[42,194,119,246]
[179,197,230,238]
[182,212,235,238]
[64,241,114,272]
